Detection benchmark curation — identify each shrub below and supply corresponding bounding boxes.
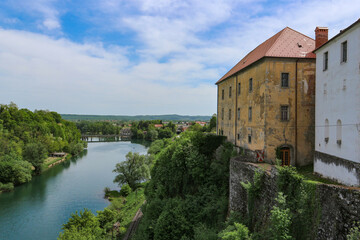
[0,182,14,192]
[219,222,251,240]
[347,222,360,240]
[119,184,132,197]
[268,192,292,240]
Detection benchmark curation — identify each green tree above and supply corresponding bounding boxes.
[158,128,173,139]
[208,114,217,132]
[113,152,151,190]
[269,192,293,240]
[23,142,47,174]
[219,223,251,240]
[59,209,104,240]
[146,129,158,141]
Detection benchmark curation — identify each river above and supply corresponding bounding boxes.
[0,141,147,240]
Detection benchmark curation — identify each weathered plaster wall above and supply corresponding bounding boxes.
[230,159,360,239]
[218,57,315,166]
[235,60,266,151]
[217,76,237,144]
[264,58,315,166]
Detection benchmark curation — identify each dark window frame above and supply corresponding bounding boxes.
[238,82,241,95]
[237,107,240,120]
[323,51,328,71]
[229,109,231,120]
[281,73,289,88]
[221,108,224,120]
[229,86,232,98]
[249,78,253,92]
[248,107,252,122]
[280,105,289,121]
[221,89,224,100]
[341,41,347,63]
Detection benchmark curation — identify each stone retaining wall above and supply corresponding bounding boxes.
[230,158,360,239]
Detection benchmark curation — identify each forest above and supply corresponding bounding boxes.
[0,103,86,192]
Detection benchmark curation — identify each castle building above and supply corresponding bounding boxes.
[313,19,360,186]
[216,27,318,166]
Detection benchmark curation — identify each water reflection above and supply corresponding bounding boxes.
[0,142,147,240]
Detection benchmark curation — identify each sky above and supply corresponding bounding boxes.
[0,0,359,115]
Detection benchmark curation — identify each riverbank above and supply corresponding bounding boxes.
[42,154,72,171]
[0,141,147,240]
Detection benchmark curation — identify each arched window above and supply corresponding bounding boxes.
[324,119,329,143]
[336,119,342,145]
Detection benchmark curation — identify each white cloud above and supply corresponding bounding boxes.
[0,28,216,115]
[1,0,359,115]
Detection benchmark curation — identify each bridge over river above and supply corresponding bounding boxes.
[81,134,131,142]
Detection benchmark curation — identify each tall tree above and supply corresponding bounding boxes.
[113,152,151,190]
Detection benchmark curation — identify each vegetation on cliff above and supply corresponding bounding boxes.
[132,132,234,240]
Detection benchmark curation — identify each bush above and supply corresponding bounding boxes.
[268,192,292,240]
[347,222,360,240]
[218,223,251,240]
[0,182,14,192]
[119,184,132,197]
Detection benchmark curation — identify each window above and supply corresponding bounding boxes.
[324,119,329,143]
[238,83,241,95]
[281,106,289,121]
[249,78,253,92]
[337,119,342,145]
[281,73,289,88]
[237,108,240,120]
[237,133,240,140]
[323,52,328,71]
[341,41,347,63]
[229,86,232,98]
[248,128,252,143]
[221,89,224,100]
[248,107,252,121]
[229,109,231,120]
[221,108,224,120]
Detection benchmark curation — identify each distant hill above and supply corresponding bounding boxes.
[61,114,212,122]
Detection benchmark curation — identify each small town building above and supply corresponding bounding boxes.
[313,19,360,186]
[216,27,317,166]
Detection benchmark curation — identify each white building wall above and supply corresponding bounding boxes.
[314,22,360,186]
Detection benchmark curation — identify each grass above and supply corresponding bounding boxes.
[41,154,70,171]
[108,188,146,237]
[296,164,342,185]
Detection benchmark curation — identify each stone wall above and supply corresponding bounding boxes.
[314,151,360,187]
[230,158,360,239]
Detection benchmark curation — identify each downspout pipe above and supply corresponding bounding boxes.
[295,59,299,166]
[235,75,238,147]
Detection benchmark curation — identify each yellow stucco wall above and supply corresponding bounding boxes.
[217,57,315,166]
[217,76,237,144]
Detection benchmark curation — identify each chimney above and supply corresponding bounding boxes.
[315,27,328,49]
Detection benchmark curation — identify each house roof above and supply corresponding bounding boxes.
[314,18,360,52]
[216,27,316,84]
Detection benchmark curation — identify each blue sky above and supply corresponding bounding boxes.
[0,0,359,115]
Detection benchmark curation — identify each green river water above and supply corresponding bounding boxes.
[0,141,147,240]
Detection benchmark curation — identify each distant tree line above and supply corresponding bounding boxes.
[76,121,121,135]
[0,103,86,191]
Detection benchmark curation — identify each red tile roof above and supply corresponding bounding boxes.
[216,27,315,84]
